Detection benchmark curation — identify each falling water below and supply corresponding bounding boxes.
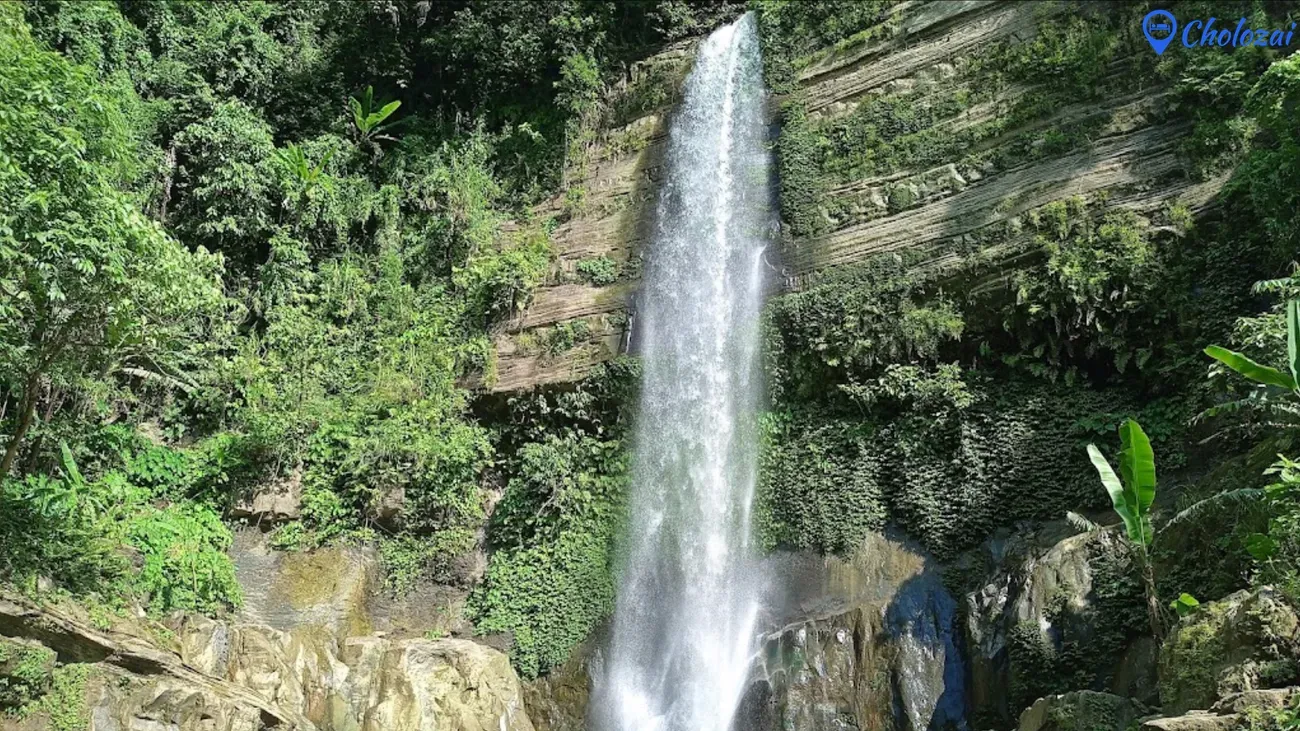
[592,13,774,731]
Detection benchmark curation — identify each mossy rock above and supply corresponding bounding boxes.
[0,637,55,711]
[1159,588,1300,713]
[1017,690,1146,731]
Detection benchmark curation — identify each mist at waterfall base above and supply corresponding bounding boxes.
[589,13,773,731]
[588,14,967,731]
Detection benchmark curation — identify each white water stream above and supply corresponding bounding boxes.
[592,13,775,731]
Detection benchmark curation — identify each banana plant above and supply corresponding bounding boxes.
[1200,299,1300,443]
[272,143,335,186]
[1205,299,1300,392]
[1087,418,1164,639]
[1088,419,1157,546]
[349,86,401,141]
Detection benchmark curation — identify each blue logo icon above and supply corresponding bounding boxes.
[1143,9,1178,55]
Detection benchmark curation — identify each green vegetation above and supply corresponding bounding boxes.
[0,646,90,731]
[1001,539,1147,714]
[34,664,90,731]
[0,639,55,711]
[576,256,621,286]
[468,363,635,677]
[0,0,727,676]
[754,0,899,92]
[1087,419,1163,639]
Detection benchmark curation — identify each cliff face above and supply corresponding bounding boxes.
[771,0,1220,287]
[493,0,1225,393]
[487,42,697,393]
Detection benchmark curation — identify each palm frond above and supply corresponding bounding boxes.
[1162,488,1264,531]
[120,366,197,394]
[1066,511,1101,533]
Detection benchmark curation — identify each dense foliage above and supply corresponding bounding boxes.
[7,0,1300,694]
[0,0,730,676]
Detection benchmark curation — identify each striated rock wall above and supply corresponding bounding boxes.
[769,0,1221,288]
[488,42,699,393]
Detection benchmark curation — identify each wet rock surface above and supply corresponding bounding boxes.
[736,533,965,731]
[960,523,1157,725]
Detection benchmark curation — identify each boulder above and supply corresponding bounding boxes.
[342,637,533,731]
[963,525,1157,724]
[1016,691,1145,731]
[734,533,966,731]
[522,640,594,731]
[230,468,303,524]
[1159,587,1300,713]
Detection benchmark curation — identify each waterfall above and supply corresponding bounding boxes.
[592,13,774,731]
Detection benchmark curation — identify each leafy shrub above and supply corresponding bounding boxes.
[757,412,885,553]
[766,255,964,402]
[759,372,1177,558]
[0,470,134,595]
[0,640,55,710]
[1001,200,1160,373]
[576,256,620,286]
[469,433,626,675]
[491,435,627,548]
[379,529,477,595]
[127,503,242,614]
[469,529,615,678]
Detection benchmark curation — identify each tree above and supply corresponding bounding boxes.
[1087,418,1164,640]
[0,7,222,475]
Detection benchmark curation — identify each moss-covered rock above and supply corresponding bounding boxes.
[522,638,595,731]
[1017,690,1146,731]
[0,637,55,711]
[1159,588,1300,713]
[964,525,1152,727]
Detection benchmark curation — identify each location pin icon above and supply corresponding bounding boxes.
[1142,9,1178,55]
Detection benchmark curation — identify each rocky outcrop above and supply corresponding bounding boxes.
[0,533,536,731]
[1159,587,1300,714]
[229,533,378,638]
[230,469,304,525]
[735,533,966,731]
[0,592,535,731]
[1016,691,1145,731]
[227,531,475,641]
[960,524,1156,725]
[1139,688,1300,731]
[0,593,311,730]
